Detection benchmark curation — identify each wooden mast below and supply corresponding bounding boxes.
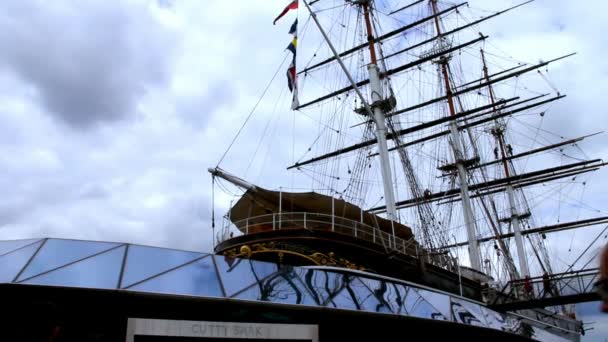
[430,0,482,272]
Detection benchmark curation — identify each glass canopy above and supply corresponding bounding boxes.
[0,238,577,341]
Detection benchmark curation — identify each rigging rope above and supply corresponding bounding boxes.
[216,54,289,167]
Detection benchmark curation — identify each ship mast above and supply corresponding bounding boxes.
[301,0,399,246]
[430,0,482,272]
[481,49,530,277]
[360,1,399,224]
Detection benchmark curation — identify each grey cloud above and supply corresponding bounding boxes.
[177,81,236,128]
[0,1,175,129]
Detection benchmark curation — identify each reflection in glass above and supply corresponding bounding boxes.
[214,256,278,296]
[121,245,204,288]
[450,302,485,326]
[0,241,42,283]
[329,276,366,310]
[403,288,447,320]
[297,269,348,306]
[129,255,223,297]
[481,306,509,331]
[416,289,451,319]
[354,277,393,313]
[233,267,317,306]
[18,239,120,281]
[0,239,41,256]
[21,246,126,289]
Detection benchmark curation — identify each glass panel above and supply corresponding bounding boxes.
[0,241,42,283]
[330,277,385,312]
[18,239,120,281]
[450,298,487,326]
[480,306,510,331]
[121,245,204,288]
[0,239,41,256]
[381,282,410,314]
[214,256,278,296]
[129,255,223,297]
[296,269,347,306]
[416,288,452,319]
[355,277,394,313]
[21,246,125,289]
[403,288,447,320]
[233,268,317,306]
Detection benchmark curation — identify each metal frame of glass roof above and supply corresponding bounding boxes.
[0,238,580,341]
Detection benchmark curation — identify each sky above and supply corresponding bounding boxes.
[0,0,607,338]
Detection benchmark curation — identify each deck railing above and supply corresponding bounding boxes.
[218,212,419,257]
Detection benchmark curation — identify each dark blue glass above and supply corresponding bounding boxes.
[450,298,486,326]
[214,256,278,296]
[233,269,317,306]
[0,239,41,256]
[416,288,451,319]
[0,241,41,283]
[296,269,346,306]
[129,255,223,297]
[121,245,205,288]
[21,246,125,289]
[18,239,120,281]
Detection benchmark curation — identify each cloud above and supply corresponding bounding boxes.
[0,0,175,129]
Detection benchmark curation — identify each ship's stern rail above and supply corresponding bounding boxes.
[219,212,419,256]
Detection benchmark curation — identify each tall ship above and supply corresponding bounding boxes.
[207,0,605,340]
[0,0,604,341]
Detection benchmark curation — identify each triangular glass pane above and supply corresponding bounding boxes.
[0,239,41,256]
[121,245,204,288]
[18,239,120,281]
[330,277,379,312]
[0,241,42,283]
[359,277,394,313]
[450,298,488,327]
[416,288,451,319]
[214,256,278,296]
[233,269,318,306]
[296,269,345,306]
[129,256,223,297]
[480,306,510,331]
[402,287,447,320]
[21,246,125,289]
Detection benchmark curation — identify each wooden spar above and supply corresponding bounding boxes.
[435,167,601,207]
[370,161,605,212]
[391,54,575,116]
[442,217,608,249]
[389,0,424,15]
[383,95,566,153]
[297,34,488,110]
[456,93,549,123]
[457,64,527,89]
[298,2,468,75]
[383,1,535,61]
[289,94,559,170]
[459,133,601,173]
[287,97,517,170]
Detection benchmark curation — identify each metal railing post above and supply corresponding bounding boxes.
[304,212,307,229]
[246,218,249,234]
[331,196,335,232]
[273,213,276,230]
[373,228,376,243]
[278,188,282,229]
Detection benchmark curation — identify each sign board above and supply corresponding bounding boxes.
[126,318,318,342]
